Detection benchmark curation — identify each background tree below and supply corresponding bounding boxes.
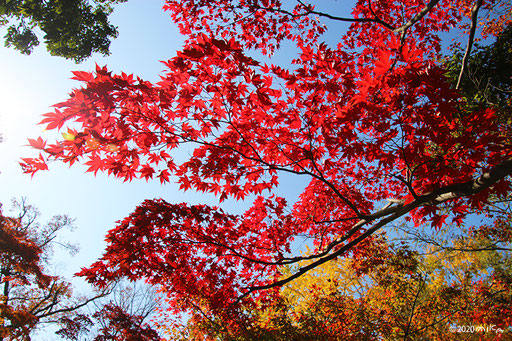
[444,23,512,125]
[56,282,161,340]
[171,228,511,340]
[1,0,127,62]
[0,199,108,339]
[21,0,512,331]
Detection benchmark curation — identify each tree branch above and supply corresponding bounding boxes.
[404,274,425,340]
[295,0,395,30]
[393,0,440,33]
[253,0,441,35]
[36,289,112,319]
[456,0,484,90]
[237,158,512,300]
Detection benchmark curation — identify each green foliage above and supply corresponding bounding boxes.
[445,24,512,122]
[1,0,127,62]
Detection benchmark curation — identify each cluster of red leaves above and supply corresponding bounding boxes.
[56,314,94,340]
[21,0,512,315]
[163,0,326,55]
[77,198,295,313]
[93,304,160,341]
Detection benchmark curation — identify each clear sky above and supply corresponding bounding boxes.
[0,0,188,281]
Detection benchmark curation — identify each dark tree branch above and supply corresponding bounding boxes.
[295,0,396,30]
[36,289,111,319]
[393,0,440,33]
[251,1,395,30]
[237,158,512,301]
[253,0,441,35]
[456,0,484,90]
[404,274,425,340]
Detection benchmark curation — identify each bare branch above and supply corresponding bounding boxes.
[36,289,112,319]
[253,0,441,35]
[404,274,425,340]
[295,0,395,30]
[456,0,484,90]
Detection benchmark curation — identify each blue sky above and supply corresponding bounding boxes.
[0,0,187,280]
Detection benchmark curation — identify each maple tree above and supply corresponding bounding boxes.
[21,0,512,328]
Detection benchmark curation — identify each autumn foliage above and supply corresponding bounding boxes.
[0,209,49,338]
[171,227,512,340]
[21,0,512,335]
[0,202,86,339]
